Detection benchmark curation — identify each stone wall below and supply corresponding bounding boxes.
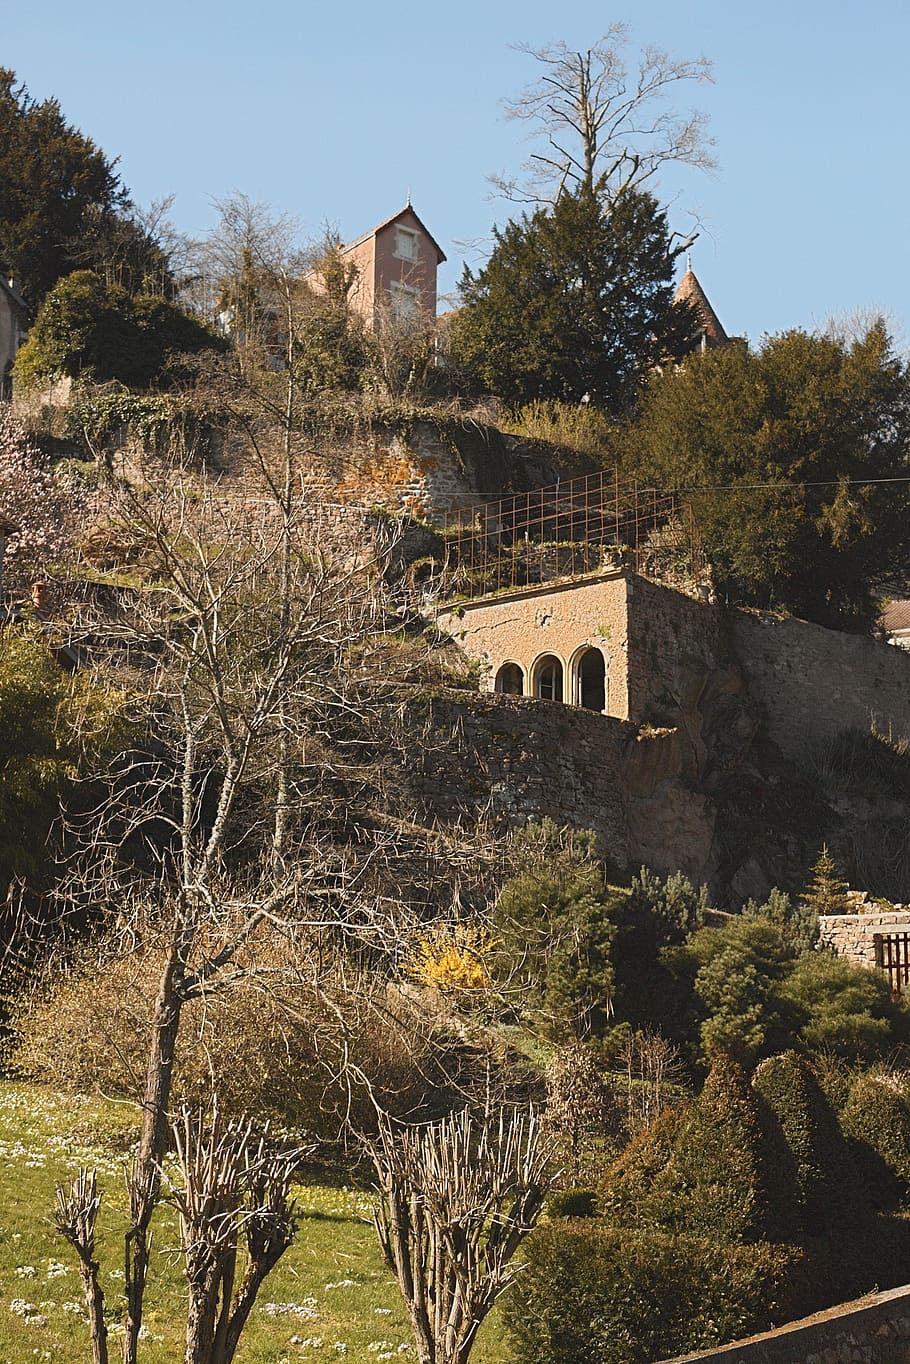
[660,1282,910,1363]
[819,910,910,970]
[730,611,910,764]
[397,688,715,880]
[319,418,583,522]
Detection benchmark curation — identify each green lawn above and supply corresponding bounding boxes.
[0,1082,508,1363]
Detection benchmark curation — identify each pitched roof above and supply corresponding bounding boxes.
[0,276,28,313]
[674,267,727,346]
[341,205,446,264]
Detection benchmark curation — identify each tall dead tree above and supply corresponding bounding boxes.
[494,23,715,207]
[371,1106,554,1364]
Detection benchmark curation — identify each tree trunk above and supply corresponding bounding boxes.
[123,933,185,1364]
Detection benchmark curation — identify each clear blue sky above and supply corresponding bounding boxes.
[5,0,909,349]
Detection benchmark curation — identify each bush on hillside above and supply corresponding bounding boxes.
[602,1053,781,1244]
[14,269,224,390]
[752,1051,859,1233]
[779,950,906,1064]
[689,918,793,1066]
[10,935,454,1136]
[840,1071,910,1209]
[493,821,618,1040]
[608,867,708,1035]
[503,1220,804,1364]
[742,887,819,957]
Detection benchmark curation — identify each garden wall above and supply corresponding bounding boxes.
[660,1281,910,1363]
[819,910,910,970]
[397,688,715,880]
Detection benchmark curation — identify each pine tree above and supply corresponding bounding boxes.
[802,844,852,915]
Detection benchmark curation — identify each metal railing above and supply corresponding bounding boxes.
[435,471,702,601]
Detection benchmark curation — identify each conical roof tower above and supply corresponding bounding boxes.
[673,258,728,349]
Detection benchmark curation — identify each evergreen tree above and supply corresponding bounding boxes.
[623,320,910,629]
[801,844,852,915]
[452,188,698,411]
[0,69,168,306]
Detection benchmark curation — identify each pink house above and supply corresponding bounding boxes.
[339,204,446,327]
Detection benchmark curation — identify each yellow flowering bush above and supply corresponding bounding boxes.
[406,922,495,993]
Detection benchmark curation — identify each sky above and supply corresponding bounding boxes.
[4,0,910,350]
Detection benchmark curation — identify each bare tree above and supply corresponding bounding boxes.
[493,24,715,206]
[371,1106,554,1364]
[54,1169,109,1364]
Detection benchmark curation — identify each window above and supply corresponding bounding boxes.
[534,655,563,703]
[394,227,419,262]
[495,662,524,696]
[575,647,606,712]
[389,280,420,324]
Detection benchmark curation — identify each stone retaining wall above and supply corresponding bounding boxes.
[660,1282,910,1362]
[396,688,715,880]
[730,610,910,764]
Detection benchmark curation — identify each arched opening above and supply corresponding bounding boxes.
[533,654,563,703]
[495,662,524,696]
[576,647,606,712]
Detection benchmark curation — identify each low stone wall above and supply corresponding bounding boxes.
[819,910,910,970]
[659,1282,910,1362]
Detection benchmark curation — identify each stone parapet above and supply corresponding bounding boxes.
[660,1282,910,1362]
[819,911,910,969]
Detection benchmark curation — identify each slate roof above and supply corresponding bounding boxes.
[673,268,728,346]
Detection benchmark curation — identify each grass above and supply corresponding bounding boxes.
[0,1082,509,1364]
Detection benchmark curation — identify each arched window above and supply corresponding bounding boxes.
[533,654,563,703]
[575,647,606,712]
[495,662,524,695]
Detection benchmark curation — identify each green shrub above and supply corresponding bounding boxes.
[752,1051,859,1233]
[840,1071,910,1209]
[503,1220,804,1364]
[779,951,905,1064]
[689,918,793,1066]
[742,887,819,956]
[547,1187,598,1218]
[608,867,708,1036]
[603,1054,780,1244]
[501,399,616,459]
[14,269,223,390]
[493,821,618,1040]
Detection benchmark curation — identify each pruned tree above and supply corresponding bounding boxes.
[54,1109,305,1364]
[493,24,715,207]
[53,1169,108,1364]
[370,1106,554,1364]
[166,1107,306,1364]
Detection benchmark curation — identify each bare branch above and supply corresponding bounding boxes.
[493,26,716,206]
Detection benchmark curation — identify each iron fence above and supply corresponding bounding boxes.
[435,471,702,601]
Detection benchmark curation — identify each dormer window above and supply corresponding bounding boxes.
[394,227,420,263]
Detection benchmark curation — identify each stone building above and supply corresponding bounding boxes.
[0,277,28,397]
